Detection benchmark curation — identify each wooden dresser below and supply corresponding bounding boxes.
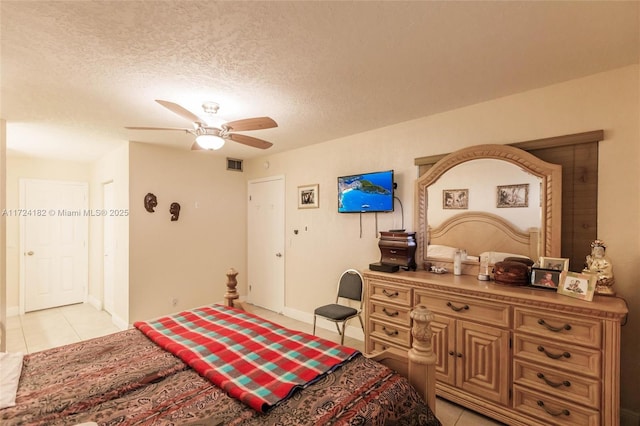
[364,269,628,426]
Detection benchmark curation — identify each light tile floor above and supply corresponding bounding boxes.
[5,302,120,354]
[6,302,503,426]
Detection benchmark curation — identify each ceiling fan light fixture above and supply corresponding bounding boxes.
[196,134,225,150]
[202,101,220,115]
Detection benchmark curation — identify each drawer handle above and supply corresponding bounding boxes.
[446,301,469,312]
[448,350,463,358]
[382,289,399,298]
[537,345,571,360]
[536,400,570,417]
[390,250,397,254]
[537,372,571,388]
[538,319,572,332]
[382,307,399,317]
[382,326,399,336]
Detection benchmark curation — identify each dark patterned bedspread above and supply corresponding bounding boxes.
[2,328,440,426]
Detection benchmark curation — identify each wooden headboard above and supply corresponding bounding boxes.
[427,212,539,260]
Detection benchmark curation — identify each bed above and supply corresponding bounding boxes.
[423,211,539,274]
[427,212,539,260]
[2,269,440,426]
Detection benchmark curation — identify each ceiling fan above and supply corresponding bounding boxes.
[126,100,277,150]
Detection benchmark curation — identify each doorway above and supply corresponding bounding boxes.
[103,181,115,314]
[20,179,88,313]
[247,176,285,313]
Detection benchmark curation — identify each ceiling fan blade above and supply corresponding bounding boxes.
[125,126,191,132]
[224,117,277,132]
[155,99,204,124]
[228,133,273,149]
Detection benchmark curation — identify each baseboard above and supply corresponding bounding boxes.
[621,408,640,426]
[86,295,102,311]
[282,306,364,341]
[111,313,128,331]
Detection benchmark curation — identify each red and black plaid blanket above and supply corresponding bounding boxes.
[134,304,359,412]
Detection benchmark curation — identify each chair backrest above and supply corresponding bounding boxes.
[336,269,364,303]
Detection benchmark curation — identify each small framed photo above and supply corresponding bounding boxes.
[539,257,570,271]
[497,184,529,208]
[443,189,469,209]
[298,184,319,209]
[530,268,561,289]
[557,271,596,301]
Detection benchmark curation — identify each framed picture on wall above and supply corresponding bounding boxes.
[298,184,319,209]
[443,189,469,209]
[496,183,529,208]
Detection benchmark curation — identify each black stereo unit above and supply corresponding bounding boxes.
[369,262,400,273]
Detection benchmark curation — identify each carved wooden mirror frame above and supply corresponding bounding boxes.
[415,144,562,265]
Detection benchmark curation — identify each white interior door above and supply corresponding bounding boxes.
[247,176,285,313]
[21,179,88,312]
[103,182,115,314]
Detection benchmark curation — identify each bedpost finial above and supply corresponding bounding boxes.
[409,305,436,364]
[224,268,239,307]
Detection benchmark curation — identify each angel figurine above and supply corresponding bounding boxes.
[584,239,615,296]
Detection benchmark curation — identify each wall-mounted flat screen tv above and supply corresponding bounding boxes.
[338,170,394,213]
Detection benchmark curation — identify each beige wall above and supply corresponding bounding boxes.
[89,143,130,326]
[127,143,247,322]
[246,65,640,415]
[4,157,92,314]
[1,120,6,351]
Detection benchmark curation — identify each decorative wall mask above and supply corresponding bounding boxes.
[144,193,158,212]
[170,202,181,221]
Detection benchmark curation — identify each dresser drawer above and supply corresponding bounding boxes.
[514,359,600,408]
[513,384,599,426]
[369,318,411,348]
[380,247,409,265]
[513,334,601,378]
[369,300,411,327]
[367,336,407,353]
[415,290,510,328]
[514,308,601,349]
[368,281,411,307]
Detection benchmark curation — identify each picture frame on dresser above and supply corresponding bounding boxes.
[557,270,596,301]
[539,256,570,271]
[530,267,560,289]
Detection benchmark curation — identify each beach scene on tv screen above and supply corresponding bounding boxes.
[338,171,393,212]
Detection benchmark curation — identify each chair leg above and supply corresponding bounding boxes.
[335,322,342,336]
[313,315,317,336]
[340,322,347,345]
[358,314,364,332]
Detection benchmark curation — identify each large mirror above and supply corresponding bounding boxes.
[415,144,562,267]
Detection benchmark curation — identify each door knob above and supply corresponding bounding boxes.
[26,251,34,256]
[276,253,283,257]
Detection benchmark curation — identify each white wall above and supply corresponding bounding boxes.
[245,65,640,415]
[127,143,247,322]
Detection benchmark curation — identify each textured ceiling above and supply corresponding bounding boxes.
[1,1,638,162]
